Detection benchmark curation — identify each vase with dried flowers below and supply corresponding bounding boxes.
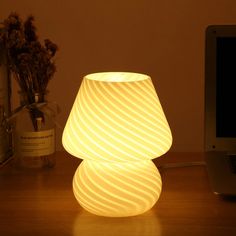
[0,13,58,168]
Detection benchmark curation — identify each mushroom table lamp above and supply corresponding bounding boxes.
[62,72,172,217]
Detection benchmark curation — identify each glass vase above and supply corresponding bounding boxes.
[13,92,56,168]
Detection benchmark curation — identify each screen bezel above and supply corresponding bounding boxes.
[205,25,236,151]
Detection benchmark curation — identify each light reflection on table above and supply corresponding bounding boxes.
[73,210,161,236]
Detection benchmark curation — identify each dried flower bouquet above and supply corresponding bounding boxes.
[0,12,58,131]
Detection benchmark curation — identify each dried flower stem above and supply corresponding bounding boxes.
[0,12,58,130]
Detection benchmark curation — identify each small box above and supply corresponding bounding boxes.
[0,42,12,164]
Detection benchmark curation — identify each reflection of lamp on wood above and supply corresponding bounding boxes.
[62,72,172,217]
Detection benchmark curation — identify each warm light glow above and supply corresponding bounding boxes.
[62,72,172,162]
[73,160,162,217]
[62,72,172,217]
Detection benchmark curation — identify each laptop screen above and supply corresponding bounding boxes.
[205,25,236,151]
[216,37,236,137]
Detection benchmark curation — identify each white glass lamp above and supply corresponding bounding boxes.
[62,72,172,217]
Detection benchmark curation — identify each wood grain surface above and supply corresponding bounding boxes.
[0,152,236,236]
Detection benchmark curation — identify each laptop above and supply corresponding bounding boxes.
[205,25,236,196]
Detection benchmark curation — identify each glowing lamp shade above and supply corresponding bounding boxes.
[62,72,172,217]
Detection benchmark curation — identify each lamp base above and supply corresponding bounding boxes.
[73,160,162,217]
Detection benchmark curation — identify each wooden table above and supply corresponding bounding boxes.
[0,152,236,236]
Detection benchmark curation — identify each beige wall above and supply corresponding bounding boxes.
[1,0,236,152]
